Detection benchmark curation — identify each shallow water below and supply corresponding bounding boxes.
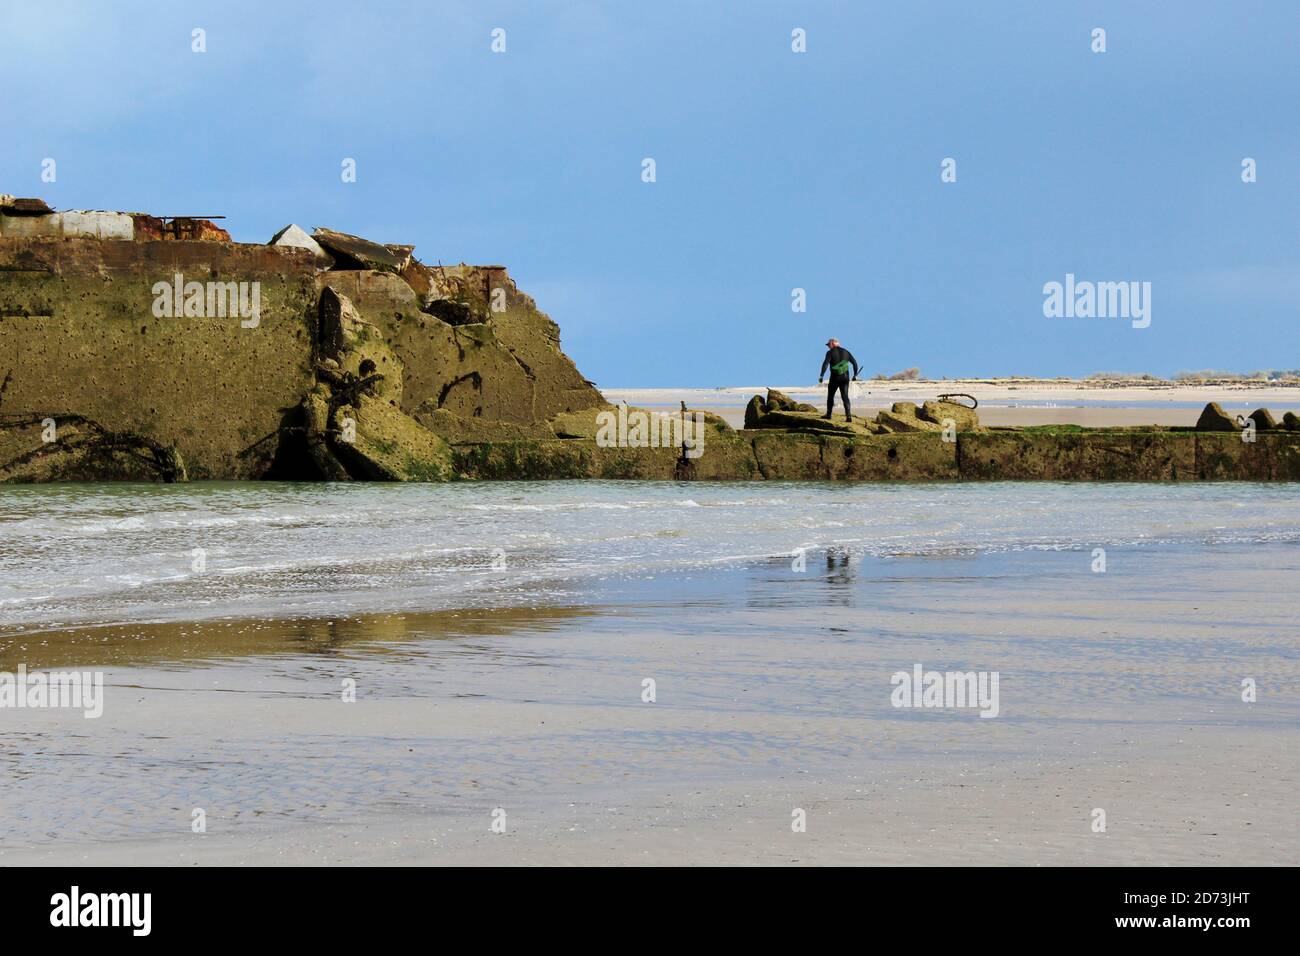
[3,480,1299,633]
[0,481,1296,861]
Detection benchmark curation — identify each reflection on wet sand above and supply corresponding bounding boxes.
[0,604,601,671]
[0,541,1295,865]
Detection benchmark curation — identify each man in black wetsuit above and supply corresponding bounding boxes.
[818,337,859,420]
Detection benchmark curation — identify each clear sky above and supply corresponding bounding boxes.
[3,1,1296,386]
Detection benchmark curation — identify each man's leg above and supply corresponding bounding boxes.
[839,379,852,420]
[824,380,836,417]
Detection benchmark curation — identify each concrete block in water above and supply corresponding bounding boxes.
[958,431,1197,481]
[750,432,957,480]
[1194,432,1300,481]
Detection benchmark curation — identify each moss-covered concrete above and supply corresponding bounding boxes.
[1194,432,1300,481]
[958,431,1198,481]
[334,395,452,481]
[448,429,1300,483]
[5,234,1299,485]
[451,439,682,481]
[317,266,602,426]
[1,235,604,482]
[415,407,556,443]
[0,237,317,479]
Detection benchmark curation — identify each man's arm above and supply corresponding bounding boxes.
[819,353,830,380]
[845,350,860,378]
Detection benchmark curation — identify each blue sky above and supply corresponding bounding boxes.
[3,1,1296,385]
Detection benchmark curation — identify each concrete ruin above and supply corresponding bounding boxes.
[456,390,1300,483]
[0,197,603,481]
[2,196,1299,483]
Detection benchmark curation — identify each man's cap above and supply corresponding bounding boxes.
[826,338,838,346]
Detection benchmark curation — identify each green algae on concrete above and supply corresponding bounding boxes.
[745,393,978,438]
[6,228,1300,485]
[674,432,759,479]
[919,400,981,432]
[449,428,1300,483]
[875,406,942,433]
[453,432,959,482]
[452,440,680,481]
[1248,408,1279,431]
[1195,402,1238,432]
[958,431,1198,481]
[0,237,318,480]
[333,394,452,481]
[748,409,886,436]
[549,405,618,439]
[416,407,556,443]
[0,414,187,482]
[1193,432,1300,481]
[832,433,958,480]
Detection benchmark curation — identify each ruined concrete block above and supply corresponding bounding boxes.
[875,408,942,433]
[316,267,597,426]
[550,405,616,439]
[472,271,606,420]
[750,433,827,479]
[694,409,734,433]
[1,210,134,240]
[451,440,600,480]
[64,211,135,240]
[313,228,412,272]
[676,433,759,480]
[417,406,556,443]
[1194,432,1300,480]
[269,224,333,266]
[318,270,418,309]
[332,394,452,481]
[314,287,399,402]
[959,431,1196,480]
[837,433,958,479]
[1196,402,1238,431]
[1248,408,1279,430]
[918,400,981,432]
[765,388,798,411]
[0,237,317,480]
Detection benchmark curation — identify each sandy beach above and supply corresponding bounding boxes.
[2,482,1295,866]
[6,0,1300,901]
[604,381,1300,429]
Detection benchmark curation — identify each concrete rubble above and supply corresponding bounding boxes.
[2,195,1299,483]
[269,223,334,266]
[313,227,413,273]
[1,196,602,481]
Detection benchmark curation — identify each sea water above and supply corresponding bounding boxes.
[2,480,1297,632]
[0,480,1296,853]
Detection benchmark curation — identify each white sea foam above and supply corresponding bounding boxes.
[2,481,1298,630]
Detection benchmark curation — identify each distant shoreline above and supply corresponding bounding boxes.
[605,377,1300,392]
[603,380,1300,429]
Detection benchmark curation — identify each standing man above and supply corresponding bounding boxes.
[818,337,860,421]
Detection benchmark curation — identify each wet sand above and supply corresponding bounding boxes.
[2,544,1295,866]
[14,741,1279,866]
